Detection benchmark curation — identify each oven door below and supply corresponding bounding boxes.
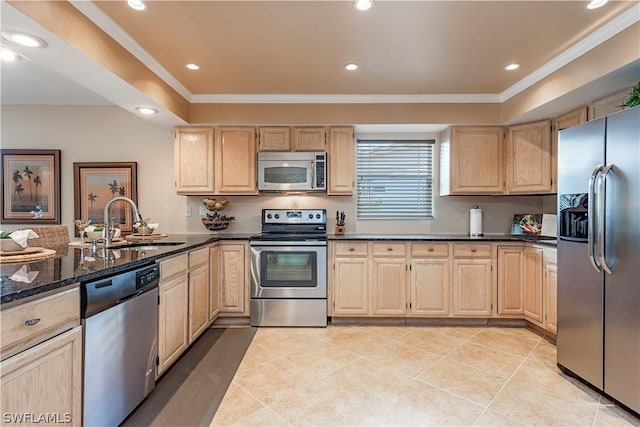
[250,242,327,299]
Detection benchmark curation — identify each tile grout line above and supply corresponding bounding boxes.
[470,338,543,426]
[592,394,602,427]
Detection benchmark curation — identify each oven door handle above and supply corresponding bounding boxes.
[250,241,327,247]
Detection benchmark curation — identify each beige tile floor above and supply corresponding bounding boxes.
[211,326,640,426]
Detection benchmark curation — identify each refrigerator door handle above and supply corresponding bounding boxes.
[598,163,614,275]
[588,164,603,273]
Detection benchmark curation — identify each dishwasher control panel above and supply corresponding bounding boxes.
[81,264,159,318]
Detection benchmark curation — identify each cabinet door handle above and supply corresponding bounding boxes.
[24,318,41,326]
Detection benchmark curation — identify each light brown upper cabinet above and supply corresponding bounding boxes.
[440,127,505,195]
[258,127,291,151]
[293,127,326,151]
[552,107,589,193]
[327,126,355,195]
[174,127,215,194]
[214,127,259,194]
[505,120,552,194]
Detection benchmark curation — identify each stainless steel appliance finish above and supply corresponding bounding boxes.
[557,106,640,414]
[82,264,160,427]
[250,209,328,327]
[257,151,327,191]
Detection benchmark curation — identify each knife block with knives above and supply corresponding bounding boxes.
[335,211,346,235]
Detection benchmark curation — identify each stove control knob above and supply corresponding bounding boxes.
[267,214,272,219]
[274,214,280,219]
[309,214,314,219]
[316,214,321,219]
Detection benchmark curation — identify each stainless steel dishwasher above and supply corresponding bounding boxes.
[81,264,160,427]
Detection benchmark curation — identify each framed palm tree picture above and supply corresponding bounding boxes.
[1,149,61,224]
[73,162,138,236]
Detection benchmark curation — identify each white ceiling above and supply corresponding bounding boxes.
[1,55,111,106]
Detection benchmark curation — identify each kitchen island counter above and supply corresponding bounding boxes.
[0,233,253,307]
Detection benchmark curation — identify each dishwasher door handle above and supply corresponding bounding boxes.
[116,289,144,304]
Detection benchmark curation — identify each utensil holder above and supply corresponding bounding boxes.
[335,225,345,235]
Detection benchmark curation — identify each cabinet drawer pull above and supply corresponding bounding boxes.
[428,248,434,252]
[24,318,41,326]
[471,249,477,253]
[349,248,355,252]
[387,247,393,251]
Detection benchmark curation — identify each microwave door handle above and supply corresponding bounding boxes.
[310,161,315,189]
[588,164,602,273]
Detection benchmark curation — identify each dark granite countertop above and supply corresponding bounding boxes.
[328,234,557,247]
[1,232,556,307]
[0,233,252,306]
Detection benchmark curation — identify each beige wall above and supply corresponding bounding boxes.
[1,106,552,237]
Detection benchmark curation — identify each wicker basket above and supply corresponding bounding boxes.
[201,218,231,232]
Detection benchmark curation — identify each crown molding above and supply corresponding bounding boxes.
[190,93,501,104]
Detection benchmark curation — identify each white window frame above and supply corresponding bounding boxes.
[356,139,435,220]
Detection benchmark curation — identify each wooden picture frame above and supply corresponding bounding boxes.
[1,149,61,224]
[73,162,138,235]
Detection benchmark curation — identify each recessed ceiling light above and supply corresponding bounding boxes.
[345,63,359,71]
[135,107,159,115]
[186,63,200,71]
[1,31,47,48]
[127,0,148,11]
[354,0,374,11]
[0,46,21,62]
[587,0,608,9]
[505,63,521,71]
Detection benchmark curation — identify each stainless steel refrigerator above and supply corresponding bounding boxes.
[557,105,639,414]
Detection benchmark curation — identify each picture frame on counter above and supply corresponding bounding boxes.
[73,162,138,236]
[1,149,61,224]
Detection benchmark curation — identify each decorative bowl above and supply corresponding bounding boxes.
[201,218,230,232]
[0,239,24,252]
[85,230,104,241]
[135,226,155,235]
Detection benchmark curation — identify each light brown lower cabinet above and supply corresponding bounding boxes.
[209,245,221,322]
[1,326,82,427]
[158,260,189,376]
[409,242,450,316]
[371,258,407,316]
[497,246,524,315]
[219,242,249,316]
[410,258,450,316]
[452,244,494,317]
[333,257,370,315]
[523,247,544,323]
[329,240,555,332]
[188,247,210,343]
[544,249,558,334]
[188,263,210,343]
[452,258,494,317]
[158,274,188,369]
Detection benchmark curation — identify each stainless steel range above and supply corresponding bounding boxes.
[250,209,327,327]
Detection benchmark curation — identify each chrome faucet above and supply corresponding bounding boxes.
[103,196,143,248]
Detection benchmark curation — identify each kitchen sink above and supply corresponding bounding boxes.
[115,242,185,250]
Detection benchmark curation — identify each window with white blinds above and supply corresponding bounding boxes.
[357,140,434,219]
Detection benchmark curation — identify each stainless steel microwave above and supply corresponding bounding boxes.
[257,152,326,191]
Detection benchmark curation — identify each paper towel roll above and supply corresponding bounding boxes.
[470,207,483,236]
